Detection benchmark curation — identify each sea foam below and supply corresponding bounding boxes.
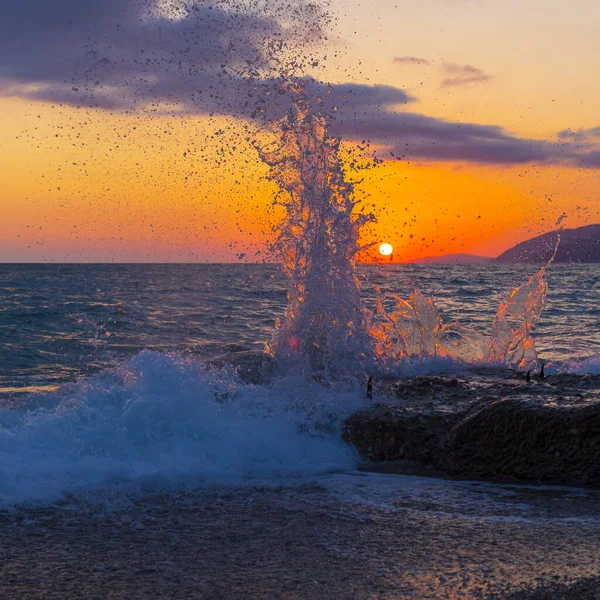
[0,351,363,508]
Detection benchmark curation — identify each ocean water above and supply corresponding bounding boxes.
[2,263,599,394]
[0,263,599,508]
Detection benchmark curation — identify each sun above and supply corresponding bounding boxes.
[379,243,393,256]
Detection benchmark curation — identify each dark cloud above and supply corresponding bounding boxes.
[393,56,431,66]
[440,62,491,87]
[316,83,413,112]
[576,150,600,168]
[0,0,324,115]
[331,109,580,166]
[0,0,415,123]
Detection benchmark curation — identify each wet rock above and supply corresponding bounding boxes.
[502,575,600,599]
[392,376,467,398]
[441,396,600,486]
[389,375,480,415]
[344,372,600,488]
[343,404,460,464]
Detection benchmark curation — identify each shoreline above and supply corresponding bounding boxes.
[2,473,600,599]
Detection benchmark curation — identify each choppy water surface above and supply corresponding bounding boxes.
[1,263,598,394]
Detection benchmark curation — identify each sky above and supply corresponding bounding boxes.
[0,0,599,262]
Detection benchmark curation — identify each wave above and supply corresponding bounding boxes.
[3,347,600,509]
[0,351,364,508]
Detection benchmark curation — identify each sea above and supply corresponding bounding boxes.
[1,263,600,597]
[2,263,599,395]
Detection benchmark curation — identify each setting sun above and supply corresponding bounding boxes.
[379,243,393,256]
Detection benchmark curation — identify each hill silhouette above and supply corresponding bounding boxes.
[496,224,600,264]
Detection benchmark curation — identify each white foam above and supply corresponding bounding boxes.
[0,351,363,508]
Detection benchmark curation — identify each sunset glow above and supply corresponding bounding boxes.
[0,0,598,263]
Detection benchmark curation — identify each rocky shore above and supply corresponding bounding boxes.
[344,370,600,487]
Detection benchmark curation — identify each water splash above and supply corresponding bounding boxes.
[368,258,553,369]
[256,80,554,372]
[4,0,554,373]
[487,265,548,367]
[385,235,562,369]
[256,81,375,372]
[0,350,362,507]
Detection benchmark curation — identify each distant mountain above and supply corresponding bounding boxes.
[495,224,600,264]
[407,254,492,265]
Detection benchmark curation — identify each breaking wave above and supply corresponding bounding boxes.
[0,351,363,507]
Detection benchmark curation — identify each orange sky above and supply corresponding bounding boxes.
[0,0,599,262]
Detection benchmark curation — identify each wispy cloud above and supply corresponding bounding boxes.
[558,126,600,141]
[440,62,491,87]
[393,56,431,66]
[331,109,575,166]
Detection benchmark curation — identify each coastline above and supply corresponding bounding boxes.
[2,475,600,599]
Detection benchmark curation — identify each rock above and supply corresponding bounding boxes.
[343,405,459,464]
[441,396,600,486]
[503,575,600,599]
[343,372,600,487]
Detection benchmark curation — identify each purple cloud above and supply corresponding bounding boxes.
[0,0,598,169]
[440,63,491,87]
[393,56,431,66]
[0,0,324,116]
[331,109,576,165]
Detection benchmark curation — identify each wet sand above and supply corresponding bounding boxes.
[1,475,599,599]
